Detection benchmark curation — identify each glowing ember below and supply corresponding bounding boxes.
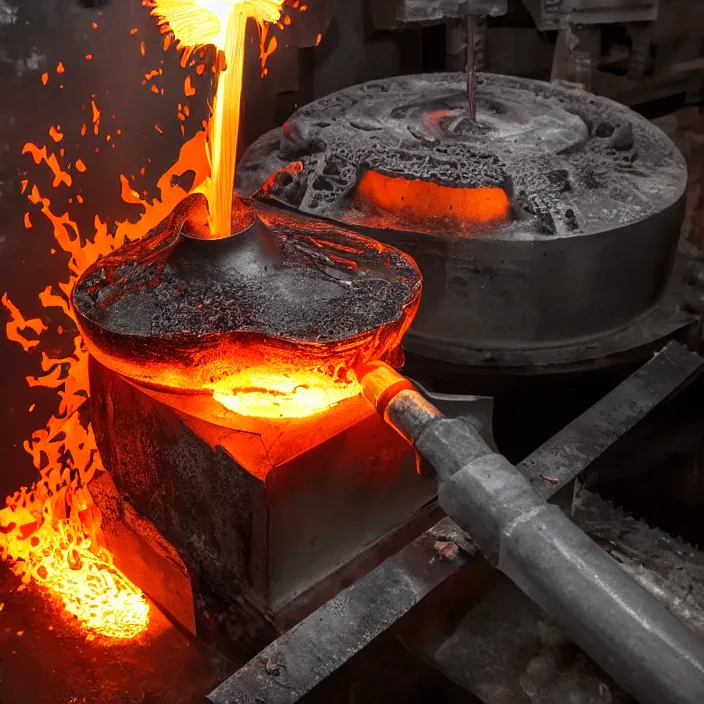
[148,0,284,238]
[356,171,511,232]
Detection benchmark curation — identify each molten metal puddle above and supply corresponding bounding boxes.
[261,165,512,236]
[355,171,511,233]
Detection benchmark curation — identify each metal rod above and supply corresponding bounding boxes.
[466,15,477,121]
[365,363,704,704]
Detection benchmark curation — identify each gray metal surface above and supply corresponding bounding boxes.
[432,576,634,704]
[523,0,659,31]
[520,340,704,498]
[208,343,704,704]
[413,380,497,450]
[493,484,704,704]
[370,0,507,27]
[237,74,688,364]
[573,489,704,636]
[208,518,475,704]
[430,488,704,703]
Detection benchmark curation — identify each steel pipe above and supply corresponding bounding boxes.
[360,362,704,704]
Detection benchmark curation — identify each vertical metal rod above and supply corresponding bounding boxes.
[466,15,476,121]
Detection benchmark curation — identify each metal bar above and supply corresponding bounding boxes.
[208,342,704,704]
[521,341,704,500]
[466,15,477,120]
[428,492,704,704]
[208,519,474,704]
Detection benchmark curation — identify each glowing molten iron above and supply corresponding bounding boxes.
[149,0,284,238]
[356,171,511,233]
[212,370,362,420]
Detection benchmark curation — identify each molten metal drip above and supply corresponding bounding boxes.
[356,171,511,232]
[149,0,284,238]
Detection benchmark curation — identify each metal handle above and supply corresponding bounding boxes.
[359,362,704,704]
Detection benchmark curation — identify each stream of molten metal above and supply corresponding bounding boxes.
[149,0,284,238]
[0,0,294,639]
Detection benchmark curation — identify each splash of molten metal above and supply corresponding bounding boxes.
[149,0,284,238]
[1,128,209,641]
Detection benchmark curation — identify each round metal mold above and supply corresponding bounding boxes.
[236,73,688,366]
[72,193,422,410]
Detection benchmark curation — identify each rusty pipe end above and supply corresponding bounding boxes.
[358,362,442,445]
[357,361,414,416]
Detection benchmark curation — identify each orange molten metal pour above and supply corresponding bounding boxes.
[149,0,285,238]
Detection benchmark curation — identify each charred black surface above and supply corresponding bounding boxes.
[238,73,686,238]
[73,193,419,343]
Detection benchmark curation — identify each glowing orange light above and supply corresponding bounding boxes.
[1,294,47,351]
[211,370,361,420]
[49,125,63,143]
[148,0,284,238]
[22,143,72,189]
[91,100,101,136]
[356,171,511,232]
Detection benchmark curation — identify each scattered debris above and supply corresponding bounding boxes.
[434,540,459,562]
[265,659,282,676]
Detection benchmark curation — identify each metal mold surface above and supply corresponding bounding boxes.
[237,73,688,365]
